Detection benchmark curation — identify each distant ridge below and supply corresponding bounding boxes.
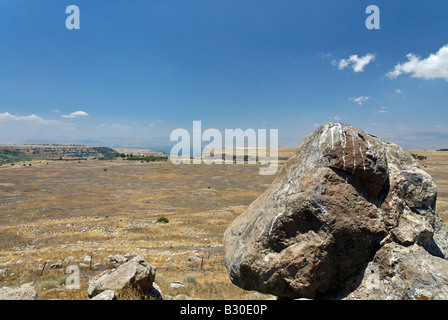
[0,145,164,164]
[0,145,120,163]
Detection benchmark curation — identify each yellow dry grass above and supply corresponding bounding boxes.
[0,156,279,300]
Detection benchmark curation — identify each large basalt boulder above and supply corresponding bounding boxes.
[223,122,448,299]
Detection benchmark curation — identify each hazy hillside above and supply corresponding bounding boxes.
[0,145,119,163]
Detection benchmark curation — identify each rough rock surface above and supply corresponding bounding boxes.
[223,122,448,299]
[346,243,448,300]
[0,283,39,300]
[90,289,116,300]
[88,255,156,298]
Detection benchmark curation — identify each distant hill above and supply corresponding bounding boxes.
[0,145,115,164]
[0,145,168,164]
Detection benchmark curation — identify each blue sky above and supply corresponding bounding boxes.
[1,0,447,150]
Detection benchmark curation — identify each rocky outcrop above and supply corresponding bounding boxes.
[0,283,39,300]
[223,122,448,299]
[88,255,156,298]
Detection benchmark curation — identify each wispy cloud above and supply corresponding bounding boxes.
[387,44,448,81]
[62,110,89,118]
[349,96,370,105]
[333,53,375,72]
[378,106,388,113]
[0,112,61,125]
[330,115,342,121]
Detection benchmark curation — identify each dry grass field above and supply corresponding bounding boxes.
[0,155,279,300]
[408,150,448,225]
[0,148,447,300]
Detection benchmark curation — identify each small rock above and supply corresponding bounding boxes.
[0,283,39,300]
[91,290,116,300]
[169,281,185,289]
[147,282,163,300]
[108,254,128,264]
[187,255,202,263]
[88,255,156,298]
[64,256,74,263]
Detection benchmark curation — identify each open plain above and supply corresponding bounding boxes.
[0,148,447,300]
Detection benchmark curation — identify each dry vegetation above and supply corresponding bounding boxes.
[0,147,447,300]
[0,153,281,300]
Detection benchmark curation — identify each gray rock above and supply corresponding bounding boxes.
[346,243,448,300]
[224,122,448,299]
[169,281,185,289]
[90,290,116,300]
[88,255,156,298]
[147,282,163,300]
[0,283,39,300]
[108,254,128,264]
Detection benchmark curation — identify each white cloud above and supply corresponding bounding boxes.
[335,54,375,72]
[395,89,402,94]
[378,106,388,113]
[330,115,342,121]
[0,112,60,125]
[111,123,131,130]
[387,44,448,81]
[349,96,371,105]
[320,52,332,59]
[62,110,89,118]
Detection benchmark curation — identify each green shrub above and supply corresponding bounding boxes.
[184,274,197,283]
[36,279,59,291]
[156,217,169,223]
